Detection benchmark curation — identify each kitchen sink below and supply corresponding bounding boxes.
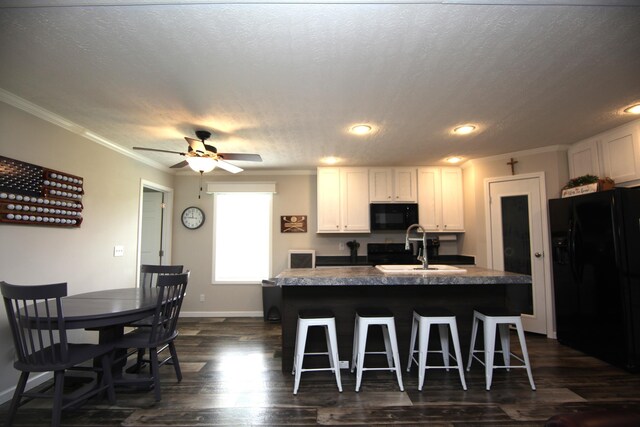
[375,264,467,274]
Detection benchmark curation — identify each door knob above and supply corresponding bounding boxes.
[534,252,542,258]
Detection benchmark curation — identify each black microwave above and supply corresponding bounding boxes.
[370,203,419,231]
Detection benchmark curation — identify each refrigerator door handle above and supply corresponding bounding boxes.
[568,219,579,281]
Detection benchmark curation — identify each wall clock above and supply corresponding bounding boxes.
[181,206,205,229]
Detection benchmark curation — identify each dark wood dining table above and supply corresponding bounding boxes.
[61,287,160,375]
[62,287,159,331]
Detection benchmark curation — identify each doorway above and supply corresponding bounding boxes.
[141,188,164,265]
[137,180,174,286]
[485,173,552,336]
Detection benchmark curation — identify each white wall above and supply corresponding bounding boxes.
[173,172,415,315]
[173,152,572,317]
[0,101,174,403]
[460,147,569,268]
[0,97,574,403]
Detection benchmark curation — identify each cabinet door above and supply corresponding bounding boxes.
[601,123,640,184]
[341,168,370,232]
[317,168,341,232]
[394,168,417,202]
[440,167,464,231]
[369,168,393,202]
[568,139,601,179]
[417,167,442,231]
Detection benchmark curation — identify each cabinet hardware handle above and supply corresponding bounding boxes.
[535,252,542,258]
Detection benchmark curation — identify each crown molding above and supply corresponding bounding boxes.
[0,88,170,173]
[175,168,315,176]
[462,144,570,169]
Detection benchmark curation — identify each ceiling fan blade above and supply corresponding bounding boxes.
[185,137,206,155]
[216,159,243,174]
[133,147,185,155]
[218,153,262,162]
[170,160,189,169]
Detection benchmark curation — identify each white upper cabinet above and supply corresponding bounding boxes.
[567,119,640,184]
[417,167,464,232]
[317,167,370,233]
[600,122,640,184]
[316,168,341,232]
[568,138,601,178]
[369,168,417,202]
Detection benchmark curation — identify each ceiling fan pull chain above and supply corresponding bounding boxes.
[198,171,204,199]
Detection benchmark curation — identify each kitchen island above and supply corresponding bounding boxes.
[275,266,531,373]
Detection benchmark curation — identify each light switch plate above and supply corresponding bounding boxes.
[113,245,124,257]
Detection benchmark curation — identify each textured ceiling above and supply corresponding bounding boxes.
[1,1,640,173]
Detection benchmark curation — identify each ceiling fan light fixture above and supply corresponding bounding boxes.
[624,103,640,114]
[453,125,476,135]
[187,157,216,173]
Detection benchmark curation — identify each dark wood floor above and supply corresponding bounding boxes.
[2,317,640,426]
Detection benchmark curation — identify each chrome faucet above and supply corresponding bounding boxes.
[405,223,430,269]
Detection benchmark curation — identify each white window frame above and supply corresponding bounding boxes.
[208,182,276,285]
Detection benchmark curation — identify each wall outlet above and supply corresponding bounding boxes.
[199,294,205,302]
[113,245,124,257]
[338,242,345,251]
[339,360,349,369]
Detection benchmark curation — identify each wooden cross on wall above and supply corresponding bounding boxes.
[507,158,518,175]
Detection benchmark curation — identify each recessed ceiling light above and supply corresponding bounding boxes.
[624,103,640,114]
[321,156,340,165]
[350,124,373,135]
[446,156,463,164]
[453,125,476,135]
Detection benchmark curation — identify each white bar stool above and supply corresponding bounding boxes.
[350,308,404,392]
[466,308,536,391]
[292,309,342,395]
[407,307,467,391]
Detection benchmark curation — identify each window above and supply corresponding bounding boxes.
[213,192,272,283]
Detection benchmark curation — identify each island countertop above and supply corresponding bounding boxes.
[275,266,530,286]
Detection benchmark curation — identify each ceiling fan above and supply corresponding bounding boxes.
[133,130,262,174]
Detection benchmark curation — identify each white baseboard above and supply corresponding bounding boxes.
[0,372,51,406]
[181,310,263,318]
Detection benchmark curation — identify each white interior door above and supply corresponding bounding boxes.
[141,190,164,265]
[487,175,548,334]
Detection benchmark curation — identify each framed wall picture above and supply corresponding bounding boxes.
[281,215,307,233]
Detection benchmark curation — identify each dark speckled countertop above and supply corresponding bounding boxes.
[276,266,530,286]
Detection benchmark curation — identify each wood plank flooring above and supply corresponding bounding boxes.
[2,317,640,426]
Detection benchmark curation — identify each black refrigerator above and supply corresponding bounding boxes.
[549,188,640,371]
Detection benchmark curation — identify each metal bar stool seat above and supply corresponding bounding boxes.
[407,307,467,391]
[292,309,342,394]
[350,308,404,392]
[466,307,536,391]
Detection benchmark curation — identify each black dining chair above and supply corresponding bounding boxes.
[140,264,184,288]
[1,281,116,427]
[126,264,185,374]
[113,271,189,401]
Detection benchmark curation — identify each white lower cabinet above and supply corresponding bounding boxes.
[317,167,370,233]
[417,167,464,232]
